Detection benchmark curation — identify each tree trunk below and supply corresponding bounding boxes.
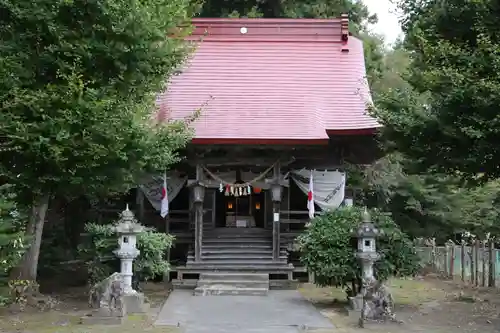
[15,193,50,281]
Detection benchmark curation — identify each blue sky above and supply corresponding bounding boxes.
[363,0,403,45]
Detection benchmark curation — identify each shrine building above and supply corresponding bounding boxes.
[104,16,380,288]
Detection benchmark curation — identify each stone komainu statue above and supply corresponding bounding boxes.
[359,277,399,327]
[88,273,125,314]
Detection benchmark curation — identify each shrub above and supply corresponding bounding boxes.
[297,206,419,296]
[78,222,173,285]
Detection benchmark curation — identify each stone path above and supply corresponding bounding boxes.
[155,290,335,333]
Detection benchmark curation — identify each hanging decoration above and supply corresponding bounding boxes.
[203,161,278,197]
[222,182,252,197]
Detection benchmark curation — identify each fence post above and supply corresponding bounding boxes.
[470,243,475,285]
[450,244,456,279]
[489,239,496,288]
[474,239,480,286]
[430,238,437,271]
[461,241,466,282]
[444,243,450,277]
[482,240,487,287]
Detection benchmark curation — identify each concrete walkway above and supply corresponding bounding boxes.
[155,290,335,333]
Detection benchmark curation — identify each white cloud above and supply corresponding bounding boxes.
[362,0,403,45]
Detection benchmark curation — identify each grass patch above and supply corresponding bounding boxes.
[299,277,447,308]
[0,282,175,333]
[298,277,450,333]
[387,278,447,306]
[0,312,180,333]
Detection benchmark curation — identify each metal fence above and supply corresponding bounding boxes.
[416,240,499,287]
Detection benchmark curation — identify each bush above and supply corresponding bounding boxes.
[78,222,173,285]
[297,206,419,296]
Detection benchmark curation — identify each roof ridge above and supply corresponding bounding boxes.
[189,15,349,43]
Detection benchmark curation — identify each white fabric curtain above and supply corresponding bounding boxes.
[291,169,346,211]
[139,172,187,211]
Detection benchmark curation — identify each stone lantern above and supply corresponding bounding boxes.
[355,208,381,280]
[113,205,144,295]
[349,208,381,312]
[192,182,205,203]
[270,183,282,203]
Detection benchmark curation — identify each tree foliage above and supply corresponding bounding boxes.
[200,0,376,24]
[298,207,420,295]
[0,0,199,198]
[0,185,27,280]
[78,222,173,285]
[0,0,199,280]
[375,0,500,180]
[350,153,500,242]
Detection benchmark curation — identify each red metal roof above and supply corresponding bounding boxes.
[156,17,380,144]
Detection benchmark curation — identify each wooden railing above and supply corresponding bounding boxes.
[280,210,316,224]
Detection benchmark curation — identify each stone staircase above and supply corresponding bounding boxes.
[176,228,294,294]
[194,272,269,296]
[185,228,292,271]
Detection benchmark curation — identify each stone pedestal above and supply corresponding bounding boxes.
[349,294,364,311]
[80,306,126,325]
[123,292,150,314]
[119,257,134,294]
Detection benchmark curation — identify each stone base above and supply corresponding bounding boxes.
[80,307,126,326]
[80,314,125,325]
[123,292,149,314]
[348,294,364,314]
[194,286,268,296]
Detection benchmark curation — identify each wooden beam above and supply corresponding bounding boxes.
[187,179,290,188]
[186,156,297,167]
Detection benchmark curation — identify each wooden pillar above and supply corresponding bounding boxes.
[194,164,204,262]
[272,162,281,262]
[165,216,171,254]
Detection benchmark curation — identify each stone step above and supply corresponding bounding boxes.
[176,265,294,273]
[203,238,272,244]
[187,254,288,261]
[193,286,268,296]
[200,272,269,281]
[203,233,272,239]
[186,260,289,267]
[196,279,269,289]
[201,248,287,255]
[172,279,198,289]
[207,228,268,233]
[190,248,282,255]
[201,244,274,250]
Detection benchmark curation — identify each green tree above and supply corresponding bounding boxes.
[0,0,199,281]
[200,0,376,25]
[375,0,500,180]
[298,207,419,295]
[79,222,174,285]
